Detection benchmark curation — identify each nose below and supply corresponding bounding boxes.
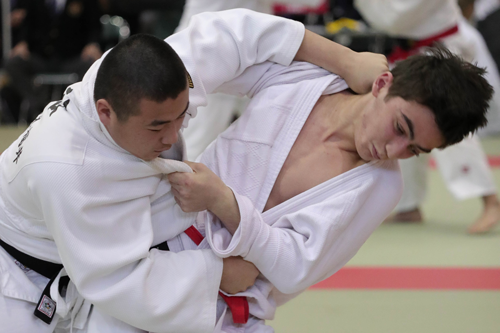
[387,138,411,159]
[161,128,178,145]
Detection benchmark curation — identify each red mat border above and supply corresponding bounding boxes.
[310,267,500,290]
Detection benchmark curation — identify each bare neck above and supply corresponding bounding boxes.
[312,91,370,153]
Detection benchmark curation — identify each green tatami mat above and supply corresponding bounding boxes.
[270,290,500,333]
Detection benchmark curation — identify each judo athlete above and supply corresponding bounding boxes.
[354,0,500,233]
[167,47,493,332]
[0,9,388,333]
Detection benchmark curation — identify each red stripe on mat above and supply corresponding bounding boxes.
[489,156,500,167]
[310,267,500,290]
[429,156,500,169]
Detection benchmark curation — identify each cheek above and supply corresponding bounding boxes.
[175,117,185,131]
[359,115,378,143]
[133,130,159,149]
[361,112,369,131]
[357,113,370,140]
[384,123,396,141]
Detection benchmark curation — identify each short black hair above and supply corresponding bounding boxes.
[387,47,493,147]
[94,34,188,122]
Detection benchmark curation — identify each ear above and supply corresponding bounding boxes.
[96,99,114,127]
[372,72,394,98]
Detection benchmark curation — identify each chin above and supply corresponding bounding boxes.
[150,152,162,160]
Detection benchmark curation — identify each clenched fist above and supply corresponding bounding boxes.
[168,161,241,234]
[220,256,260,294]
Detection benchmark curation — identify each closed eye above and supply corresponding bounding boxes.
[396,122,405,135]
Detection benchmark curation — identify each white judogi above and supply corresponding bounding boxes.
[169,61,403,331]
[354,0,498,210]
[0,9,306,333]
[176,0,324,160]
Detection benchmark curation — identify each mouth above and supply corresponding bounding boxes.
[154,145,172,153]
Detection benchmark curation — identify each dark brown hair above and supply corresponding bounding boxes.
[387,47,492,146]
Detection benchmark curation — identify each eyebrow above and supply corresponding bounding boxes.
[402,113,432,154]
[148,102,190,127]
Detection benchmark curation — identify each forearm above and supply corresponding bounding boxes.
[295,29,389,94]
[294,29,355,80]
[205,193,350,294]
[208,186,241,235]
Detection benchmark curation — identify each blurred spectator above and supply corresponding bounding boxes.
[99,0,185,37]
[2,0,103,122]
[8,1,27,47]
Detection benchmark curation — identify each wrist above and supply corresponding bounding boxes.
[208,186,241,234]
[336,48,357,79]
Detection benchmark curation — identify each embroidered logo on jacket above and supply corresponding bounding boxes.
[13,115,41,164]
[37,295,56,318]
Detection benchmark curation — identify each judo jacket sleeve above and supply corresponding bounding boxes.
[206,162,403,295]
[165,8,305,121]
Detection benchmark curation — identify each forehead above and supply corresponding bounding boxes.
[135,89,189,123]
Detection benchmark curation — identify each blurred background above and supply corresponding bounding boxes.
[0,0,498,332]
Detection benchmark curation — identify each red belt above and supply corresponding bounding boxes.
[388,25,459,63]
[184,226,249,324]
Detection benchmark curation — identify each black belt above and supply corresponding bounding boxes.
[0,238,62,278]
[150,240,170,251]
[0,238,67,324]
[0,238,169,324]
[0,238,170,277]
